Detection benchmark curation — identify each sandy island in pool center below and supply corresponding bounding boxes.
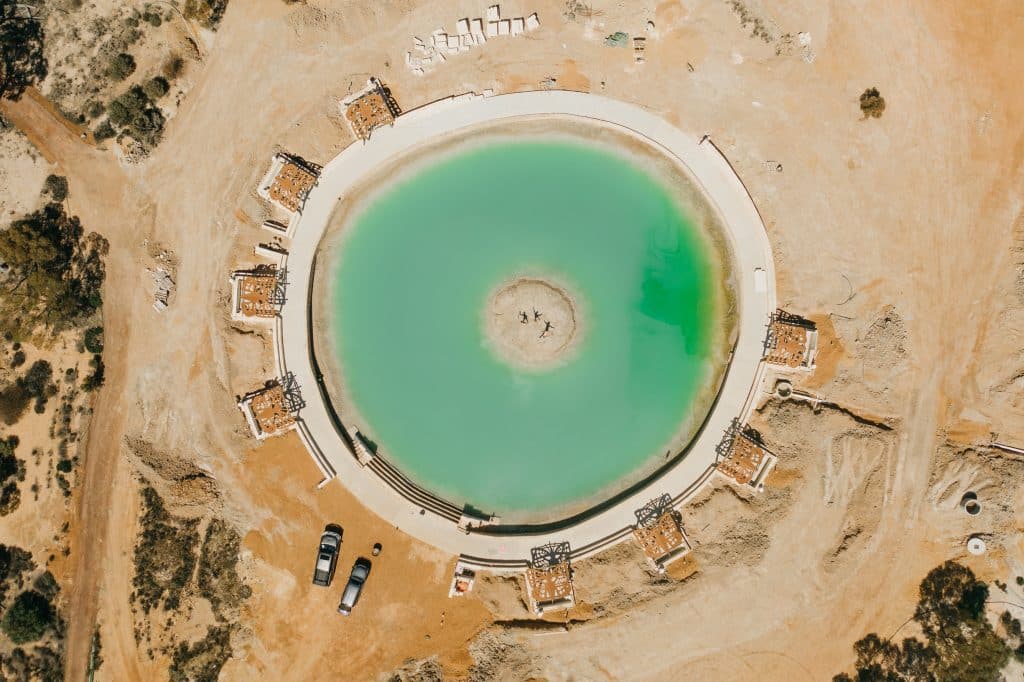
[311,121,738,523]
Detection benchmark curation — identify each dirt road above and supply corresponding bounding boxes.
[0,89,143,682]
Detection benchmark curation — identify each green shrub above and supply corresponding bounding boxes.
[10,350,25,368]
[106,99,130,127]
[94,120,116,141]
[142,77,169,100]
[0,591,54,644]
[85,100,105,120]
[0,543,34,603]
[106,86,165,148]
[55,459,72,474]
[81,354,104,392]
[42,175,68,203]
[106,53,136,81]
[133,487,200,613]
[162,55,185,79]
[183,0,229,30]
[0,482,20,515]
[170,625,233,682]
[83,326,103,354]
[0,384,28,425]
[198,519,250,619]
[32,571,59,600]
[0,360,55,424]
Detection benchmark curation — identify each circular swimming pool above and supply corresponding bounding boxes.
[317,130,734,521]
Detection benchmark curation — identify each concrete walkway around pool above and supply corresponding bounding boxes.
[273,90,777,569]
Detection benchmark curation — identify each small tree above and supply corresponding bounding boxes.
[0,202,108,335]
[42,175,68,203]
[81,354,104,392]
[106,52,136,81]
[83,326,103,354]
[183,0,229,30]
[0,1,48,101]
[836,561,1011,680]
[914,560,988,635]
[142,77,169,100]
[162,54,185,79]
[860,87,886,119]
[0,590,54,644]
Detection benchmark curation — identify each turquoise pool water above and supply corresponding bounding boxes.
[328,138,724,519]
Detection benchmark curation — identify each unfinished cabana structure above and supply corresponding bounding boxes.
[632,494,691,572]
[715,425,778,492]
[230,265,284,321]
[238,377,302,441]
[257,152,321,219]
[524,542,575,616]
[447,561,477,598]
[342,77,402,141]
[763,309,819,371]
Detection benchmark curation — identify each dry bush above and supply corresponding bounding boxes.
[860,87,886,118]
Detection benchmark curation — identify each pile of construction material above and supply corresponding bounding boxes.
[633,36,646,63]
[406,5,540,76]
[149,268,175,312]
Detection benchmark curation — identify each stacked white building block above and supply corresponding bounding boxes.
[406,5,541,75]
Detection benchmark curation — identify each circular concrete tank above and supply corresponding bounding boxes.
[775,380,792,398]
[967,536,987,555]
[960,492,982,516]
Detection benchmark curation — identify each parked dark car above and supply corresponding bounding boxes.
[337,557,371,615]
[312,526,343,587]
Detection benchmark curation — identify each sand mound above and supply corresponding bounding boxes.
[483,277,581,371]
[124,436,220,515]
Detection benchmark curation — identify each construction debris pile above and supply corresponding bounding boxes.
[405,5,540,76]
[149,267,175,313]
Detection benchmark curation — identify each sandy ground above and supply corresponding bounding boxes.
[1,0,1023,679]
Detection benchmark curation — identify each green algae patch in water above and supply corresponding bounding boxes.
[326,138,728,520]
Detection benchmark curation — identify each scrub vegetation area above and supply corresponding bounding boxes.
[0,543,65,679]
[834,561,1023,681]
[130,480,248,681]
[0,0,48,101]
[0,0,230,157]
[0,23,111,673]
[0,211,98,679]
